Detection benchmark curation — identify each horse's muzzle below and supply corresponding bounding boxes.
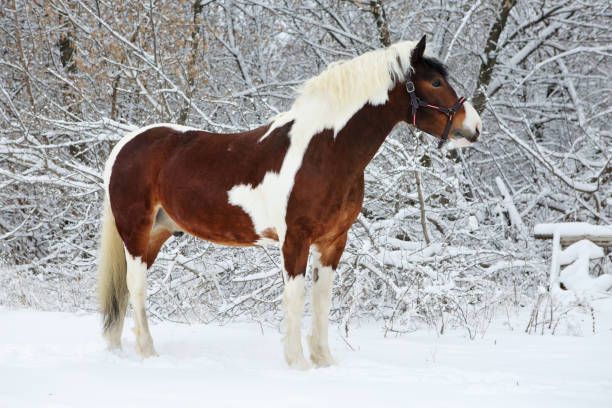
[453,128,480,143]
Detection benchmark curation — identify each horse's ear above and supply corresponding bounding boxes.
[411,35,427,66]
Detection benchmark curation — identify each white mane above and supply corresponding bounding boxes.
[296,41,418,114]
[263,40,425,139]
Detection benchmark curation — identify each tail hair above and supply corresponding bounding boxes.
[98,197,128,335]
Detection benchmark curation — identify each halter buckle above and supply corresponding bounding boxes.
[405,81,415,93]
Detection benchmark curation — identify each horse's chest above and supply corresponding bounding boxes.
[286,172,364,238]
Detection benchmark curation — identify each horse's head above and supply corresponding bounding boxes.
[407,36,482,148]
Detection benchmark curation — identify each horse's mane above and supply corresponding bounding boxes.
[296,41,419,109]
[264,40,429,139]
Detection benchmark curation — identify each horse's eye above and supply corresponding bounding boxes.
[432,80,441,88]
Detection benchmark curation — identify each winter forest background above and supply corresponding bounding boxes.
[1,0,610,337]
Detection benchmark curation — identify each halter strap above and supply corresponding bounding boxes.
[406,81,466,149]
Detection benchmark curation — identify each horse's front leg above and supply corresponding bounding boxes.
[281,230,310,370]
[308,233,347,366]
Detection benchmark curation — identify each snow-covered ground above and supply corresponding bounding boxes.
[1,307,611,408]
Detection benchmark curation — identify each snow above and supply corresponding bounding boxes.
[496,176,526,233]
[559,239,604,266]
[1,308,612,407]
[559,240,612,294]
[534,223,612,237]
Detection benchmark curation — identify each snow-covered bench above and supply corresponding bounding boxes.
[534,223,612,248]
[534,223,612,293]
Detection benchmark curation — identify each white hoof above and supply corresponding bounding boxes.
[133,327,157,358]
[103,333,122,350]
[137,341,158,358]
[285,352,311,370]
[308,334,336,367]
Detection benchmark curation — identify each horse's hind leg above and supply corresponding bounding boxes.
[125,226,173,358]
[125,248,157,357]
[121,206,174,357]
[104,303,127,350]
[308,233,347,366]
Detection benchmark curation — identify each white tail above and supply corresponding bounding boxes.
[97,197,128,348]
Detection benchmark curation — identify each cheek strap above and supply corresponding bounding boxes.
[436,97,466,149]
[406,81,465,149]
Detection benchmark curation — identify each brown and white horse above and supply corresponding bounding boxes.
[98,36,482,368]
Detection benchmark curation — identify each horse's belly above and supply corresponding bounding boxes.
[159,144,289,247]
[162,190,278,247]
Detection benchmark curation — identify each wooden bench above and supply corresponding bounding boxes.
[534,223,612,289]
[534,223,612,248]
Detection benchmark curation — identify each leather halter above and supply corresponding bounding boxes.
[406,81,466,149]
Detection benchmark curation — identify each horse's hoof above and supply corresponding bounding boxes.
[310,351,336,367]
[287,356,311,370]
[285,349,311,370]
[137,345,158,358]
[308,335,336,367]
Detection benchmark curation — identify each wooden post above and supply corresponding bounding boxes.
[549,230,560,290]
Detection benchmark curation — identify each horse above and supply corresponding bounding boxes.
[98,35,482,369]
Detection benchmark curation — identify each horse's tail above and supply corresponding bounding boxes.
[97,196,128,342]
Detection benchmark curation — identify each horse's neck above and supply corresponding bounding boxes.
[333,86,406,175]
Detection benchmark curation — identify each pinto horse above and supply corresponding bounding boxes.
[98,36,482,368]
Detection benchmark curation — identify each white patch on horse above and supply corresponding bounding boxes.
[282,274,309,369]
[307,249,336,366]
[125,250,157,357]
[254,237,279,247]
[229,41,426,243]
[103,123,198,201]
[460,101,482,137]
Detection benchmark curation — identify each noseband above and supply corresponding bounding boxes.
[406,81,466,149]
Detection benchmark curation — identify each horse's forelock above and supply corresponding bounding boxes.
[421,56,448,79]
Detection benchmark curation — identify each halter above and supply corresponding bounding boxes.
[406,81,466,149]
